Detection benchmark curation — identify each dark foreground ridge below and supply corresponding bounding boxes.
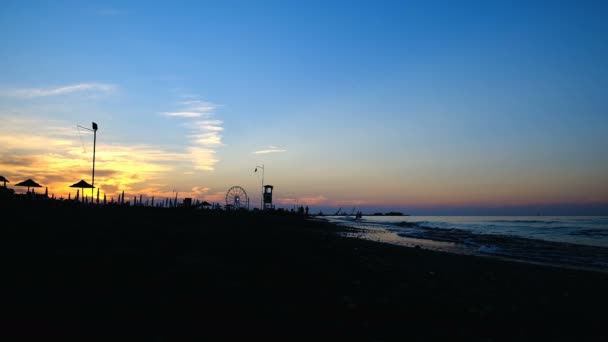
[1,201,608,341]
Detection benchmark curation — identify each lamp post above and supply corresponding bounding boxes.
[255,164,264,209]
[92,122,98,193]
[77,122,98,199]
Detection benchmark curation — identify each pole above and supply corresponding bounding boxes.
[256,164,264,209]
[92,122,98,199]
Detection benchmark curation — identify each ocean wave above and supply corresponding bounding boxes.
[396,221,421,228]
[477,244,500,254]
[393,225,608,271]
[569,229,608,237]
[488,219,560,224]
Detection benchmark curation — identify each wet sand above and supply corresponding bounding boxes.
[1,201,608,341]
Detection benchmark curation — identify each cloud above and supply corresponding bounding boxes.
[190,120,223,130]
[162,99,224,171]
[160,101,220,118]
[186,147,218,171]
[178,100,220,112]
[254,147,287,154]
[161,112,208,118]
[189,132,223,146]
[2,83,116,98]
[191,186,210,196]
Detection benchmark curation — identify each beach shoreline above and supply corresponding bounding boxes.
[2,201,608,340]
[334,222,608,274]
[321,215,608,274]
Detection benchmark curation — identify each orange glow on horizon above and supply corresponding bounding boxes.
[1,119,607,210]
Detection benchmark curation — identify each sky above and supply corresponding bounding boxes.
[1,0,607,215]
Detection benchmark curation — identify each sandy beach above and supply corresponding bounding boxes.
[1,200,607,341]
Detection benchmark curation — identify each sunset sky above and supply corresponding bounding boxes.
[1,1,607,215]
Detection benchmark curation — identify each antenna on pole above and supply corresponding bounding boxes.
[77,122,99,200]
[92,122,98,197]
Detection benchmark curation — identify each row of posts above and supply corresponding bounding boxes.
[55,189,206,208]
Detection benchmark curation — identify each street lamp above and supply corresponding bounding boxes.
[255,164,264,209]
[77,122,98,199]
[172,189,178,207]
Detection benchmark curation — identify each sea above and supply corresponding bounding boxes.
[319,215,608,272]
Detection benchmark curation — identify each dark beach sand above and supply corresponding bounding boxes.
[1,201,608,341]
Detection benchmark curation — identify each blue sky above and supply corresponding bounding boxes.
[1,0,607,214]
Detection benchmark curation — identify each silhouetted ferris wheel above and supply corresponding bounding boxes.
[225,186,249,210]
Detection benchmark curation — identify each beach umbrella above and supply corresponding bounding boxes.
[0,176,9,187]
[70,179,94,190]
[70,179,94,202]
[14,178,42,193]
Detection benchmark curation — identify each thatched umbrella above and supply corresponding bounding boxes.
[0,175,9,187]
[15,178,42,193]
[70,179,94,202]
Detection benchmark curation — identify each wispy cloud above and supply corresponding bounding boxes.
[161,111,208,118]
[189,130,223,146]
[254,146,287,154]
[2,83,116,98]
[161,100,220,118]
[162,98,224,171]
[186,146,218,171]
[191,186,210,196]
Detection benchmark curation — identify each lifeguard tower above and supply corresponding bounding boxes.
[263,185,275,210]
